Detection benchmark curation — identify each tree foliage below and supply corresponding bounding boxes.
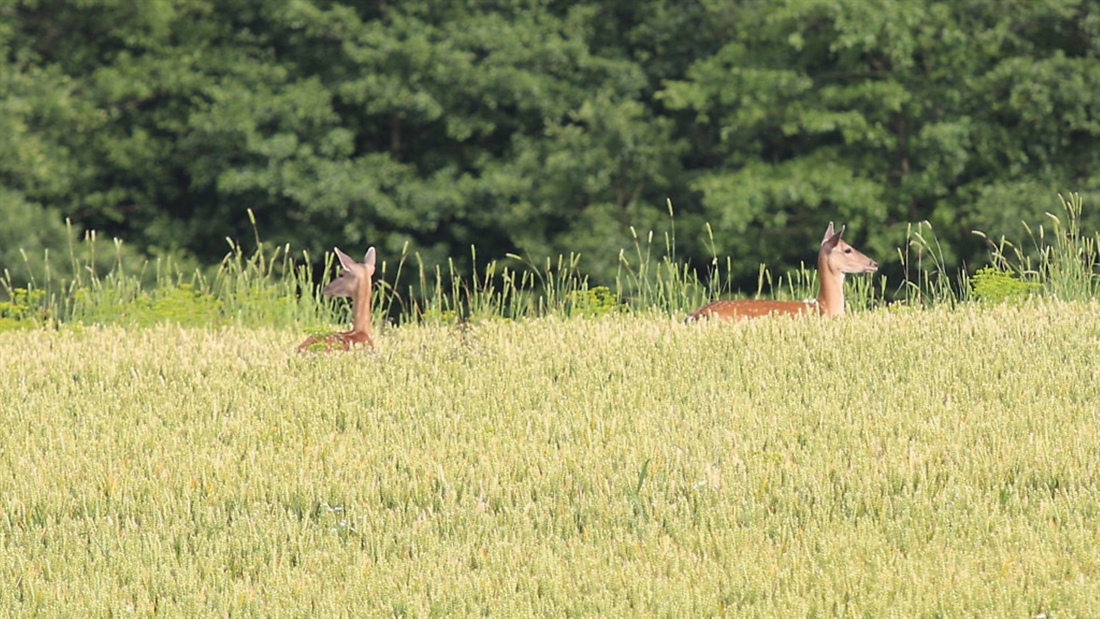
[2,0,1097,289]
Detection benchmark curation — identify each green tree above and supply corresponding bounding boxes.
[2,0,1098,295]
[660,0,1100,283]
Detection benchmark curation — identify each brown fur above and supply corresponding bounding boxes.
[298,246,376,352]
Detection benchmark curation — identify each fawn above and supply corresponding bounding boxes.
[298,247,376,352]
[685,222,877,322]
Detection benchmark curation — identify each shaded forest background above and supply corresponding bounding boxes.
[2,0,1098,291]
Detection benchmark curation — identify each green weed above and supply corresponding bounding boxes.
[970,267,1040,304]
[0,287,49,331]
[566,285,620,318]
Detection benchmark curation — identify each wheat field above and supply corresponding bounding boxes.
[2,303,1099,616]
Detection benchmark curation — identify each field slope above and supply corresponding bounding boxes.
[2,304,1100,616]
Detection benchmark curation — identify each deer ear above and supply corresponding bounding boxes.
[364,247,376,267]
[821,222,845,250]
[333,247,357,271]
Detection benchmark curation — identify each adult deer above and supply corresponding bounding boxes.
[298,247,376,352]
[685,222,877,322]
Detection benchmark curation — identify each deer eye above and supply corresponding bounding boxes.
[844,248,852,254]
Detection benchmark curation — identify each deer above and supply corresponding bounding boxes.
[685,222,878,322]
[297,247,377,352]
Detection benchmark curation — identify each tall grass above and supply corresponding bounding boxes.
[2,194,1098,332]
[614,200,712,313]
[1,212,328,330]
[974,192,1100,301]
[896,219,962,307]
[3,305,1100,615]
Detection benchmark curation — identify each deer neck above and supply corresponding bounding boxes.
[816,251,845,316]
[350,278,373,335]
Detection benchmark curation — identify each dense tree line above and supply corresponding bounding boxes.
[2,0,1098,289]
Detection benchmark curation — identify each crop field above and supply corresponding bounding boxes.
[3,303,1100,616]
